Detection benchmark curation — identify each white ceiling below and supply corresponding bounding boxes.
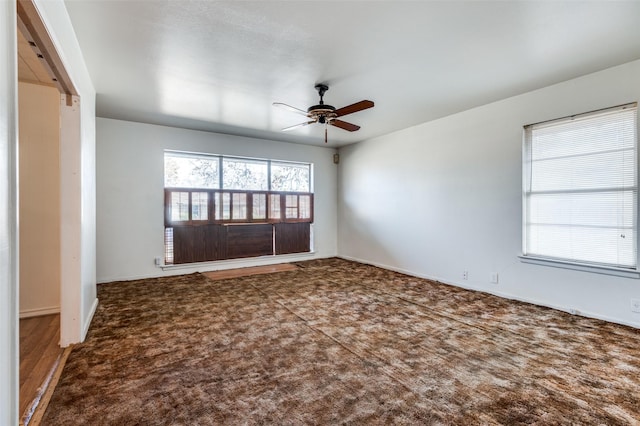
[64,1,640,147]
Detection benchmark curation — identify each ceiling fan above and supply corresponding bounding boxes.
[273,84,374,143]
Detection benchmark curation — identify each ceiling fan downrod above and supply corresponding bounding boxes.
[315,84,329,104]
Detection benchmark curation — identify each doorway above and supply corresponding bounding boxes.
[16,1,78,422]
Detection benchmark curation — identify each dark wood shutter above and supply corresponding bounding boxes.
[275,223,311,255]
[226,224,274,259]
[165,189,312,264]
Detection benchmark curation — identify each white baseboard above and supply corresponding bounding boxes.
[82,297,98,341]
[98,252,333,284]
[20,306,60,319]
[338,255,640,330]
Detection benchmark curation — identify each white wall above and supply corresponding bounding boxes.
[96,118,338,282]
[18,82,61,317]
[338,59,640,328]
[0,1,19,422]
[34,0,97,345]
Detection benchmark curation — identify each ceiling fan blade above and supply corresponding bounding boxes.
[273,102,309,116]
[330,119,360,132]
[282,120,316,131]
[334,100,374,117]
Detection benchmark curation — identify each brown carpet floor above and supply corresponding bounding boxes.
[43,258,640,425]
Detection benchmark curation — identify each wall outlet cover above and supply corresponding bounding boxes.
[631,298,640,313]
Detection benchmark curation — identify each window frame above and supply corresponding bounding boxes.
[521,103,639,276]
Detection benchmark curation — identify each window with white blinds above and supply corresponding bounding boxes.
[523,103,638,269]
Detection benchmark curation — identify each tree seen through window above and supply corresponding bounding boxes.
[164,152,310,191]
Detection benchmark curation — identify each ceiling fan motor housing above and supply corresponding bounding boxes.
[307,104,336,124]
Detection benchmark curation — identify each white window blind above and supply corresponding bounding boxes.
[523,103,638,269]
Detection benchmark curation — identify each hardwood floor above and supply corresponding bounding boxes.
[202,263,298,281]
[20,314,63,425]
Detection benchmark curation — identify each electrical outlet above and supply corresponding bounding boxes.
[462,270,468,280]
[631,299,640,313]
[490,272,499,284]
[154,256,162,266]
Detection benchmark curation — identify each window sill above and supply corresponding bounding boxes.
[519,255,640,279]
[161,251,316,272]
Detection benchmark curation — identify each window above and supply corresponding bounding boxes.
[163,151,314,264]
[283,194,313,220]
[269,194,281,220]
[523,103,637,270]
[170,192,189,222]
[223,157,268,190]
[253,193,267,220]
[191,192,208,221]
[164,152,219,188]
[164,152,311,192]
[231,192,248,220]
[271,161,311,192]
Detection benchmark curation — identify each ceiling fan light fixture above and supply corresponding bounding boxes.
[273,84,374,143]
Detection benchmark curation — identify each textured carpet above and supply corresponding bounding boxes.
[43,258,640,424]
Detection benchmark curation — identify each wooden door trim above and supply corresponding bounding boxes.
[16,0,77,103]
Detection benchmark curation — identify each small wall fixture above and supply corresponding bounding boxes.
[333,153,340,164]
